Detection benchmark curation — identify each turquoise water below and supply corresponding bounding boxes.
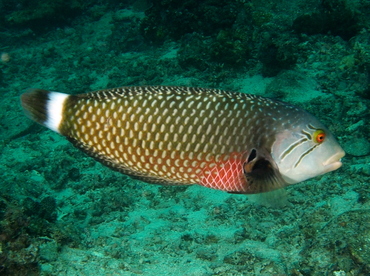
[0,0,369,275]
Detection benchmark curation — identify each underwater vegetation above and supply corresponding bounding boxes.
[292,0,362,41]
[0,196,81,275]
[140,0,243,42]
[1,0,86,31]
[140,0,299,78]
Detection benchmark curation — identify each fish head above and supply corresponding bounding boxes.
[271,116,345,185]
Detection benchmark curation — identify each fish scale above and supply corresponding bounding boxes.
[61,87,257,189]
[21,85,345,194]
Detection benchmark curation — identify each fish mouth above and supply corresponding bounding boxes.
[322,150,345,173]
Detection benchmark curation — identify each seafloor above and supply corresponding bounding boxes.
[0,0,370,275]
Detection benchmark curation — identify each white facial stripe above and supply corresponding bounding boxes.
[45,91,69,133]
[279,137,309,161]
[280,124,321,162]
[301,129,312,140]
[294,144,319,168]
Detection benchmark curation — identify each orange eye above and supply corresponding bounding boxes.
[313,129,326,143]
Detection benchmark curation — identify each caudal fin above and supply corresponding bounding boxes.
[20,89,69,133]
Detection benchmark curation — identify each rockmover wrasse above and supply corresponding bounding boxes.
[21,86,345,194]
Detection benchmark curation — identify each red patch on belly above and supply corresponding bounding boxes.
[198,152,249,192]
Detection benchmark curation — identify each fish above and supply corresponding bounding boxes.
[20,86,345,194]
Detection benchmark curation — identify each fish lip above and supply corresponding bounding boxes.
[322,150,345,172]
[324,160,342,173]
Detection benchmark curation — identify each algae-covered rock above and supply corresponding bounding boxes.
[292,0,361,40]
[5,0,85,31]
[177,28,252,71]
[209,28,252,68]
[259,41,298,77]
[265,70,325,103]
[321,210,370,272]
[140,0,245,43]
[343,138,370,157]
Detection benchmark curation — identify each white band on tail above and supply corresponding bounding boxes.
[45,91,69,133]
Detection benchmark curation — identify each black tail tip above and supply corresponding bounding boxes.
[21,89,50,125]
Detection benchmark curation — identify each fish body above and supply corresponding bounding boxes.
[21,86,345,194]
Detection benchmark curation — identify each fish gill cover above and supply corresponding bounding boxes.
[0,0,370,275]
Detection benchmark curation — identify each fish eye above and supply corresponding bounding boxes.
[313,129,326,143]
